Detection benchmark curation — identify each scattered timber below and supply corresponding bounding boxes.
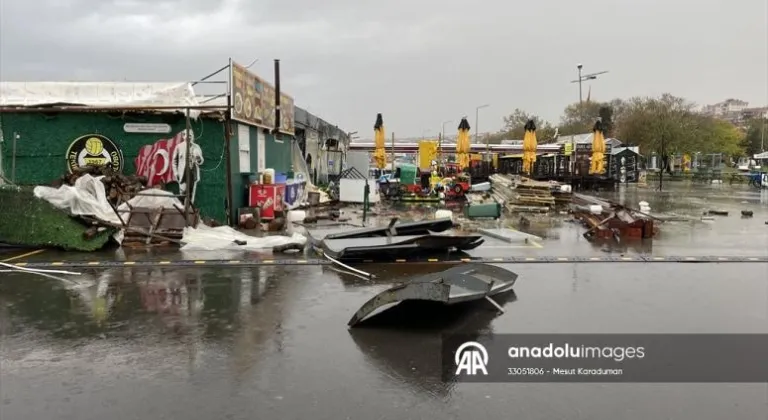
[571,193,658,241]
[59,165,148,206]
[489,174,571,213]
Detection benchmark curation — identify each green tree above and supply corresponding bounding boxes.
[598,106,614,137]
[695,118,745,156]
[614,94,745,156]
[742,118,767,156]
[559,101,605,135]
[486,109,556,144]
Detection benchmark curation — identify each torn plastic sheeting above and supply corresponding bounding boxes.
[33,174,186,243]
[180,224,307,251]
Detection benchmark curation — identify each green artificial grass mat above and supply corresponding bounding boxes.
[0,185,113,251]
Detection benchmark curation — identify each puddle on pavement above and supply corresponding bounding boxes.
[1,260,767,420]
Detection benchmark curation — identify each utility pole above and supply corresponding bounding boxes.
[475,104,490,156]
[441,120,452,142]
[440,120,452,167]
[659,134,665,192]
[571,64,608,104]
[390,132,395,173]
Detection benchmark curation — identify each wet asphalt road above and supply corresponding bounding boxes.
[1,184,767,419]
[1,263,767,420]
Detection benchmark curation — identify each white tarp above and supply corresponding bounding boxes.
[0,82,203,117]
[33,174,307,249]
[179,224,306,251]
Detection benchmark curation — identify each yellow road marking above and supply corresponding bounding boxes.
[14,262,27,267]
[50,262,63,266]
[228,260,240,264]
[525,257,537,261]
[194,261,206,264]
[528,240,544,249]
[159,261,171,265]
[1,249,45,263]
[395,259,407,263]
[427,258,439,262]
[123,261,135,265]
[263,260,274,264]
[296,260,307,263]
[460,258,472,262]
[653,257,665,260]
[87,261,100,265]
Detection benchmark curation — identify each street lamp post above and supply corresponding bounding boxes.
[440,120,452,166]
[441,120,452,140]
[475,104,490,156]
[570,64,608,104]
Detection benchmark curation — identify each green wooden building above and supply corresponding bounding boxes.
[0,82,296,226]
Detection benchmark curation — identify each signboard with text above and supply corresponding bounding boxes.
[230,60,295,134]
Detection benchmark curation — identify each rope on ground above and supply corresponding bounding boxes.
[0,261,81,284]
[322,252,375,279]
[1,248,45,262]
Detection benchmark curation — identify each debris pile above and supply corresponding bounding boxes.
[489,174,571,213]
[571,193,658,241]
[58,165,148,206]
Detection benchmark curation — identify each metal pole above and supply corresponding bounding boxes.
[578,66,583,104]
[437,132,442,168]
[224,96,234,226]
[191,63,230,86]
[659,134,664,192]
[475,107,480,146]
[224,59,234,226]
[11,132,17,182]
[390,132,395,173]
[274,59,281,132]
[184,108,192,225]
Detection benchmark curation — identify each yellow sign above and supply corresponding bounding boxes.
[230,60,295,134]
[418,140,437,170]
[564,143,574,156]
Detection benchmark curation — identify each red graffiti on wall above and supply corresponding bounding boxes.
[134,132,185,187]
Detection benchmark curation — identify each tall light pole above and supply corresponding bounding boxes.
[570,64,608,104]
[441,120,452,140]
[475,104,490,155]
[440,120,452,165]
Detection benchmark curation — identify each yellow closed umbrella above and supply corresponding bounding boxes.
[522,119,537,175]
[373,113,386,170]
[456,118,471,170]
[589,120,606,174]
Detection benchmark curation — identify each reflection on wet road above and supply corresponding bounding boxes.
[1,262,766,420]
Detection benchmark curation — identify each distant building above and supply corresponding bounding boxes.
[741,107,768,120]
[699,99,768,126]
[701,99,749,118]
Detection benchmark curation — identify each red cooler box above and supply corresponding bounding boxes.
[248,184,285,219]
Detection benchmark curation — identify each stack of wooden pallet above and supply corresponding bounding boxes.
[512,178,556,209]
[489,174,556,212]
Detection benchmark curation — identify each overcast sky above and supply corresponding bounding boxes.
[1,0,766,138]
